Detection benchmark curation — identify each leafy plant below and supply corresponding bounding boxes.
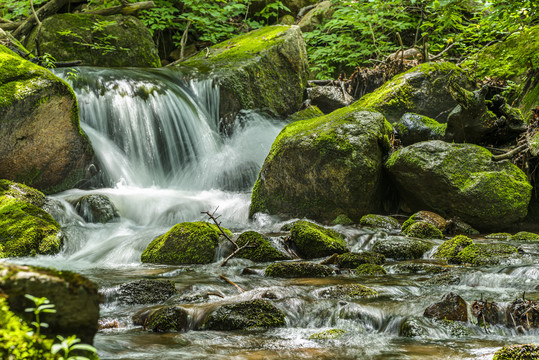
[52,335,97,360]
[24,294,57,337]
[40,53,57,69]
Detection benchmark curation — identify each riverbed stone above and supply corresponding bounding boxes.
[336,251,385,269]
[289,221,347,258]
[0,180,63,258]
[493,344,539,360]
[372,236,433,260]
[394,113,446,146]
[318,284,377,299]
[424,292,468,322]
[250,108,392,222]
[72,194,119,223]
[355,62,475,123]
[265,261,333,278]
[0,263,99,344]
[386,140,532,230]
[144,306,190,333]
[402,211,447,232]
[181,25,308,130]
[433,235,474,262]
[25,14,160,67]
[454,243,518,266]
[202,299,286,330]
[359,214,400,231]
[355,263,387,275]
[117,279,177,305]
[399,318,425,337]
[0,45,94,194]
[141,221,231,265]
[402,221,443,239]
[236,231,290,262]
[512,231,539,242]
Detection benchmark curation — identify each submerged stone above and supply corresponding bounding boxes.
[289,221,348,258]
[372,236,433,260]
[424,292,468,322]
[117,279,177,305]
[309,328,346,339]
[72,194,119,223]
[392,262,449,275]
[359,214,400,231]
[236,231,290,262]
[399,318,425,337]
[265,261,334,278]
[386,141,532,230]
[202,299,286,330]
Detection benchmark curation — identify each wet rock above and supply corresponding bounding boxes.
[402,221,443,239]
[202,299,286,330]
[355,62,475,123]
[433,235,474,262]
[0,46,94,194]
[471,299,502,327]
[281,220,300,231]
[287,105,324,122]
[25,14,160,67]
[355,263,387,275]
[359,214,401,231]
[394,113,446,146]
[506,299,539,330]
[98,319,119,330]
[307,86,354,114]
[399,318,425,337]
[250,109,392,223]
[309,328,346,339]
[392,262,449,275]
[116,279,177,305]
[134,305,189,332]
[424,292,468,322]
[318,284,377,299]
[0,263,99,344]
[141,221,231,265]
[512,231,539,242]
[485,232,512,240]
[493,344,539,360]
[445,218,479,236]
[0,180,63,258]
[336,251,385,269]
[332,214,354,226]
[265,261,334,278]
[236,231,290,262]
[402,211,447,232]
[454,243,518,266]
[181,26,308,129]
[439,319,473,336]
[372,236,433,260]
[298,1,334,32]
[72,194,119,223]
[425,273,461,286]
[290,221,348,258]
[386,140,532,231]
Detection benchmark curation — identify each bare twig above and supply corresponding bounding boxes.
[319,253,339,265]
[180,20,191,60]
[29,0,42,56]
[218,274,245,293]
[492,144,528,161]
[206,292,225,298]
[430,42,456,61]
[220,241,254,267]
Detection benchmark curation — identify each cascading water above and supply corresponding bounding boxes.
[8,67,539,360]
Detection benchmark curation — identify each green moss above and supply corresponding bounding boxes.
[319,284,378,299]
[402,221,443,239]
[0,180,45,207]
[265,261,333,278]
[236,231,289,262]
[454,243,518,266]
[287,105,324,122]
[359,214,400,230]
[355,263,387,275]
[203,299,286,330]
[141,222,231,265]
[290,220,348,258]
[372,237,433,260]
[485,232,512,240]
[336,251,385,268]
[433,235,473,261]
[393,262,449,274]
[493,344,539,360]
[145,306,188,333]
[511,231,539,242]
[332,214,354,226]
[309,329,346,339]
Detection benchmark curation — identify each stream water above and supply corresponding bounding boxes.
[8,67,539,359]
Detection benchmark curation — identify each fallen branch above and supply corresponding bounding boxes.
[218,274,245,293]
[219,241,254,267]
[492,144,528,161]
[84,1,155,16]
[429,42,456,61]
[319,253,339,265]
[55,60,83,67]
[13,0,72,41]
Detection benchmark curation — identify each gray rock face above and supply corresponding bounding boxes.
[298,1,334,32]
[307,86,354,114]
[424,292,468,322]
[0,263,100,344]
[394,113,446,146]
[386,140,532,230]
[72,194,119,223]
[117,279,177,305]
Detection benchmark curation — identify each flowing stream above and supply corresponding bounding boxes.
[8,67,539,359]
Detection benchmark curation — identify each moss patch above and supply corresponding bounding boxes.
[359,214,400,230]
[454,243,518,266]
[402,221,443,239]
[511,231,539,242]
[203,299,285,330]
[290,220,348,258]
[318,284,378,299]
[433,235,473,261]
[265,261,333,278]
[355,263,387,275]
[309,328,346,339]
[236,231,289,262]
[336,251,385,268]
[372,237,433,260]
[493,344,539,360]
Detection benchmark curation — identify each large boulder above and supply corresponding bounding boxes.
[181,25,308,129]
[0,263,100,344]
[0,45,94,194]
[25,14,160,68]
[141,221,231,265]
[0,180,63,258]
[355,62,475,123]
[386,141,532,230]
[250,108,392,222]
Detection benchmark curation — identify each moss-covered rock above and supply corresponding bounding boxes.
[71,194,119,223]
[394,113,446,146]
[511,231,539,242]
[372,237,433,260]
[454,243,518,266]
[399,318,425,337]
[318,284,378,299]
[309,328,346,339]
[181,26,308,129]
[265,261,333,278]
[402,210,447,232]
[355,62,475,123]
[236,231,289,262]
[116,279,177,305]
[485,232,512,240]
[355,263,387,275]
[331,214,354,226]
[493,344,539,360]
[359,214,401,231]
[433,235,474,262]
[0,263,99,344]
[386,141,532,231]
[336,251,385,269]
[0,45,94,194]
[0,181,63,258]
[392,262,449,275]
[141,221,230,265]
[423,292,467,322]
[307,85,354,114]
[426,272,461,286]
[250,108,392,222]
[287,105,324,122]
[298,0,334,33]
[202,299,285,330]
[144,306,189,333]
[289,220,348,258]
[25,14,160,68]
[402,221,443,239]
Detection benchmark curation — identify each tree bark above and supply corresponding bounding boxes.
[84,1,155,16]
